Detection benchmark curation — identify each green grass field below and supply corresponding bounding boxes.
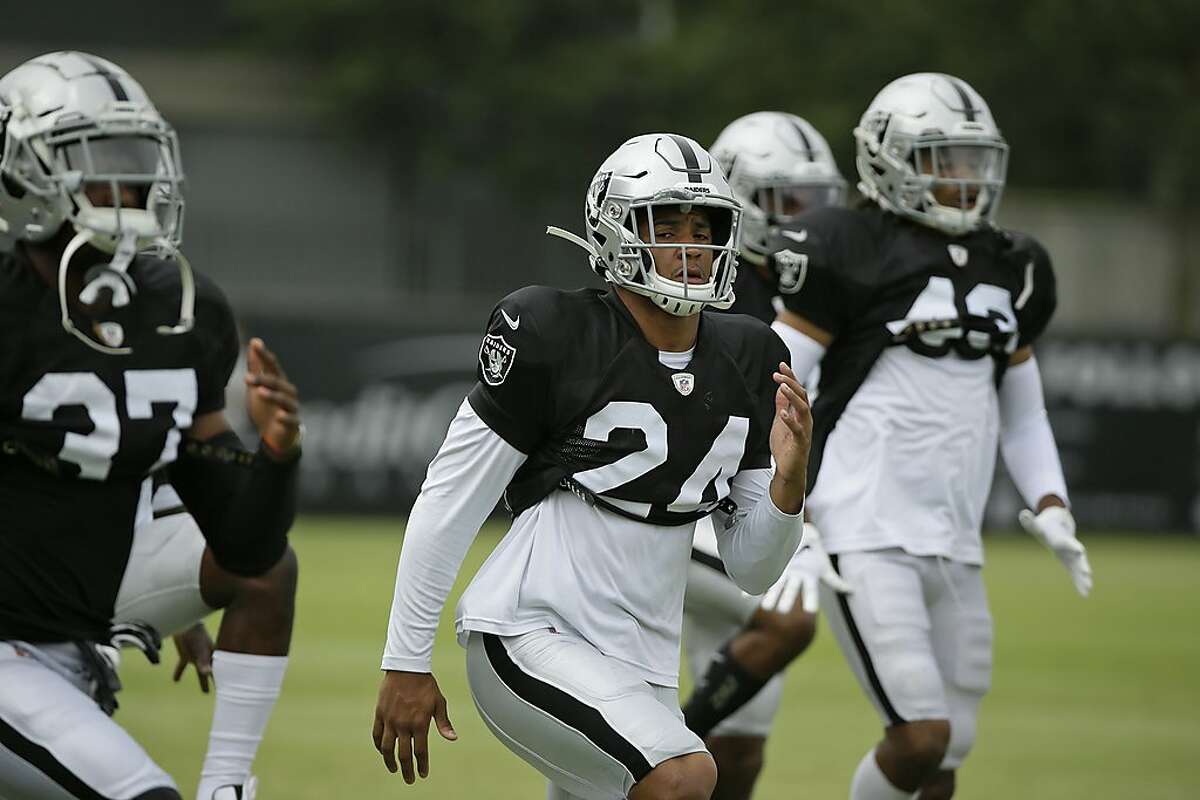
[116,519,1200,799]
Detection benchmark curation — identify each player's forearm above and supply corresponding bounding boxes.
[768,474,806,515]
[718,469,804,594]
[998,357,1069,509]
[383,493,488,672]
[170,429,297,576]
[381,400,525,672]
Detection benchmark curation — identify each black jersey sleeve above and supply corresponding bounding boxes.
[772,209,865,338]
[193,274,240,415]
[466,287,558,455]
[1011,234,1057,349]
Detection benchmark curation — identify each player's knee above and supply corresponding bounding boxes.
[634,752,717,800]
[709,736,765,788]
[236,544,298,604]
[918,769,956,800]
[889,719,950,774]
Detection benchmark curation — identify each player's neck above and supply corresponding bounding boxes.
[614,287,699,353]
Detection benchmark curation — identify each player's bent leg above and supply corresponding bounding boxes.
[465,629,709,800]
[875,720,951,791]
[704,736,764,800]
[919,558,993,799]
[0,642,180,800]
[822,551,952,796]
[682,579,786,800]
[628,752,716,800]
[194,544,297,800]
[727,603,816,678]
[917,770,955,800]
[112,507,213,637]
[682,555,811,743]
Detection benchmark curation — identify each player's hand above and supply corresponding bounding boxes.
[171,622,214,693]
[373,670,457,783]
[1018,506,1092,597]
[245,337,301,459]
[768,362,812,513]
[761,522,852,615]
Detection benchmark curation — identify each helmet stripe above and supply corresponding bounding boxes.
[788,119,815,161]
[667,134,703,182]
[76,52,129,102]
[945,76,978,122]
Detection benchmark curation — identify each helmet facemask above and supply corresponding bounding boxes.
[608,194,739,317]
[909,140,1007,235]
[8,112,192,354]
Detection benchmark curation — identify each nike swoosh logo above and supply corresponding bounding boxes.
[782,229,808,243]
[500,308,520,330]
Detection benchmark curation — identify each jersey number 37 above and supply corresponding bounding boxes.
[21,369,199,480]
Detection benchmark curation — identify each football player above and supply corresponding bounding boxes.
[111,471,298,800]
[372,133,812,800]
[0,52,301,800]
[679,111,851,800]
[761,73,1090,799]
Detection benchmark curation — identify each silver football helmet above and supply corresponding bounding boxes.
[0,51,192,354]
[855,72,1008,236]
[710,112,845,264]
[548,133,741,317]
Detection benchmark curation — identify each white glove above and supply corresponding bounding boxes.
[1018,506,1093,597]
[760,522,853,615]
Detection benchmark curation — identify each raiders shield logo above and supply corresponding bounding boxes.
[672,372,695,396]
[947,244,969,268]
[479,334,517,386]
[774,249,809,295]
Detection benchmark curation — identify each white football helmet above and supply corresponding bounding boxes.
[0,51,192,354]
[855,72,1008,236]
[711,112,845,264]
[548,133,741,317]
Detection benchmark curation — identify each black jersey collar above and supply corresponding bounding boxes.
[600,287,716,360]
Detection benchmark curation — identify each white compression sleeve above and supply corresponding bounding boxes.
[381,399,526,672]
[770,319,826,384]
[713,467,804,595]
[999,356,1069,509]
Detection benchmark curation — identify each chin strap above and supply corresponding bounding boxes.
[153,236,196,337]
[58,229,195,355]
[545,225,599,259]
[60,228,134,355]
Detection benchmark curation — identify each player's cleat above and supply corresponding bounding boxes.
[210,776,257,800]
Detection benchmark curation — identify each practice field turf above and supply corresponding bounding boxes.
[117,519,1200,799]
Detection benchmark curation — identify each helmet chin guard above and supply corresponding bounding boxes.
[58,228,195,355]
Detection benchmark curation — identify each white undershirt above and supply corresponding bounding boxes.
[658,347,695,370]
[382,397,802,684]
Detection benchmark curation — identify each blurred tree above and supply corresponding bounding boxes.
[241,0,1199,327]
[240,0,1198,199]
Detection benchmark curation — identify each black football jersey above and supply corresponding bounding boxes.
[769,206,1056,490]
[724,261,778,325]
[467,287,788,526]
[0,253,238,642]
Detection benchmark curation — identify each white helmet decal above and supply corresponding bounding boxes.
[549,133,742,317]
